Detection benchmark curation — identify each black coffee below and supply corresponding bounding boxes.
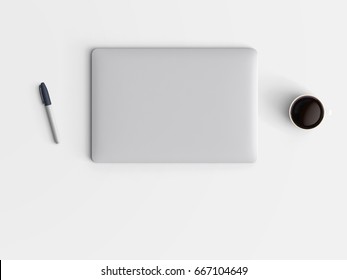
[290,96,324,129]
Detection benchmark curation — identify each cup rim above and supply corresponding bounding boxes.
[289,95,325,129]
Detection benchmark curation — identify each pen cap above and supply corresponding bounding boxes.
[39,82,52,106]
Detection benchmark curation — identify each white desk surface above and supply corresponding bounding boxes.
[0,0,346,259]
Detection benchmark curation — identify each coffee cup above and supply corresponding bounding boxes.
[289,95,324,129]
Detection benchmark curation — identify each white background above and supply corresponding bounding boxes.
[0,0,346,259]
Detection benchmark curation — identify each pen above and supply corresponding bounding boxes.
[39,82,59,143]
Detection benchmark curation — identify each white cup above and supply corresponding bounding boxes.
[289,95,325,129]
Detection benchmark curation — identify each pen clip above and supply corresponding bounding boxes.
[39,85,45,104]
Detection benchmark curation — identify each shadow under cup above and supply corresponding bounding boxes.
[289,96,324,129]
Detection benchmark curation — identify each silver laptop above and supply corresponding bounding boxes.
[92,48,257,162]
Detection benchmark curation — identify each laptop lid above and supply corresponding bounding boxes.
[92,48,257,162]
